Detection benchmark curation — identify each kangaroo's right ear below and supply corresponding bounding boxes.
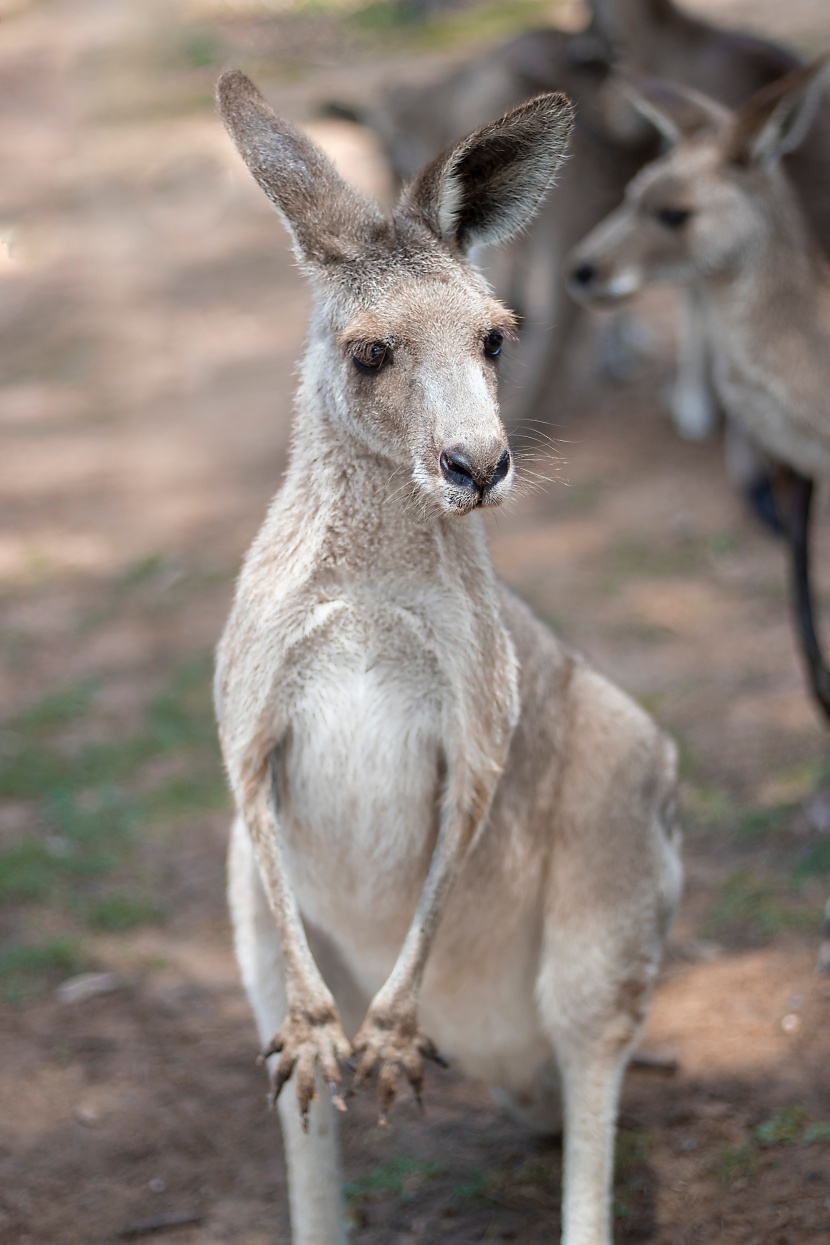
[724,56,828,167]
[400,92,573,256]
[622,77,730,147]
[217,70,386,267]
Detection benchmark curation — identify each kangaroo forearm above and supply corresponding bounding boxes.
[373,807,480,1013]
[241,779,329,1008]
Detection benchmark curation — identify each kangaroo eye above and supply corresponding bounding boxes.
[484,330,504,359]
[655,206,692,230]
[353,341,389,373]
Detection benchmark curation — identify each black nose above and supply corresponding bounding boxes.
[440,447,511,494]
[571,260,597,287]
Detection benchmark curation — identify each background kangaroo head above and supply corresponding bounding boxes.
[566,58,828,307]
[217,71,572,519]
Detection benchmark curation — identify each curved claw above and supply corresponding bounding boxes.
[351,1018,447,1122]
[418,1036,449,1068]
[259,1010,352,1121]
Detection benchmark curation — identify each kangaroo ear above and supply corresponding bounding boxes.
[400,92,573,255]
[217,70,387,267]
[724,57,828,167]
[622,77,730,147]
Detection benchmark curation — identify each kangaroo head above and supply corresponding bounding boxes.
[566,57,828,306]
[217,71,572,518]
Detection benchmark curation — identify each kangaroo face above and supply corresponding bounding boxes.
[567,141,762,305]
[216,71,573,519]
[566,61,829,307]
[323,253,516,516]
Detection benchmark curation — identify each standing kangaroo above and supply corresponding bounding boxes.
[215,70,681,1245]
[567,61,830,724]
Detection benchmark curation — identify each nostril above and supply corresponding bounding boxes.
[440,448,479,492]
[572,261,597,287]
[488,449,511,490]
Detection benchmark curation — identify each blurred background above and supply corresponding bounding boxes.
[1,2,830,1242]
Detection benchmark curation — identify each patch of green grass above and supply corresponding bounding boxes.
[179,31,222,68]
[795,839,830,880]
[344,1156,444,1205]
[707,530,742,559]
[347,0,559,50]
[733,802,797,841]
[17,679,98,732]
[0,938,85,1004]
[705,868,819,942]
[608,538,703,583]
[452,1168,496,1202]
[683,780,735,829]
[0,841,59,902]
[716,1141,756,1186]
[803,1122,830,1144]
[0,658,227,912]
[84,892,162,931]
[615,1128,648,1175]
[755,1105,809,1146]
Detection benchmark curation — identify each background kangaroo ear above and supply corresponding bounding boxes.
[400,92,573,255]
[622,77,730,147]
[217,70,387,267]
[724,57,828,167]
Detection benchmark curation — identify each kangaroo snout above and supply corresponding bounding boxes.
[570,259,598,290]
[439,443,512,505]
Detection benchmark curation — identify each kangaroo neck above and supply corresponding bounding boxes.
[702,194,824,356]
[285,386,496,586]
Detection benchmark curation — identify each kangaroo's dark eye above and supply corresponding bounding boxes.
[655,206,692,230]
[484,330,504,359]
[353,341,389,373]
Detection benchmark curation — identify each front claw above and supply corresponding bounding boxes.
[352,1012,448,1124]
[260,1006,351,1127]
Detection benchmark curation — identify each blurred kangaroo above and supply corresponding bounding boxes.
[567,61,830,727]
[587,0,830,444]
[353,2,830,443]
[215,70,682,1245]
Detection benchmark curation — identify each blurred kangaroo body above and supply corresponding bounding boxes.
[215,71,681,1245]
[590,0,830,440]
[568,62,830,721]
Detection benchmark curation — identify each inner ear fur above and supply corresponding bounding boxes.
[217,69,387,266]
[400,92,574,255]
[724,56,829,167]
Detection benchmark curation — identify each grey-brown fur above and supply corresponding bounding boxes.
[215,69,681,1245]
[365,3,830,440]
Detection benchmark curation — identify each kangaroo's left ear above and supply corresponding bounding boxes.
[400,92,574,255]
[621,76,730,148]
[725,56,828,167]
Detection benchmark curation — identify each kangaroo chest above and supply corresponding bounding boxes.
[276,587,515,956]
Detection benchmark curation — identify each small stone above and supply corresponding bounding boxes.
[149,1178,166,1194]
[781,1013,801,1035]
[56,972,120,1005]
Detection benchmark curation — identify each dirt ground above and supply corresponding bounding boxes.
[2,1,830,1242]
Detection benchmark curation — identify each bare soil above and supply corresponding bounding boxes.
[1,3,829,1243]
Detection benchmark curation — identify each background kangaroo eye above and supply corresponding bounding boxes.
[353,342,389,373]
[655,206,692,230]
[484,330,503,359]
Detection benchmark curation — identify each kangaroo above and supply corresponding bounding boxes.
[586,0,830,447]
[566,61,830,728]
[215,70,682,1245]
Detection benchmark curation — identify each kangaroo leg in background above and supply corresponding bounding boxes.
[776,466,830,723]
[669,284,720,440]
